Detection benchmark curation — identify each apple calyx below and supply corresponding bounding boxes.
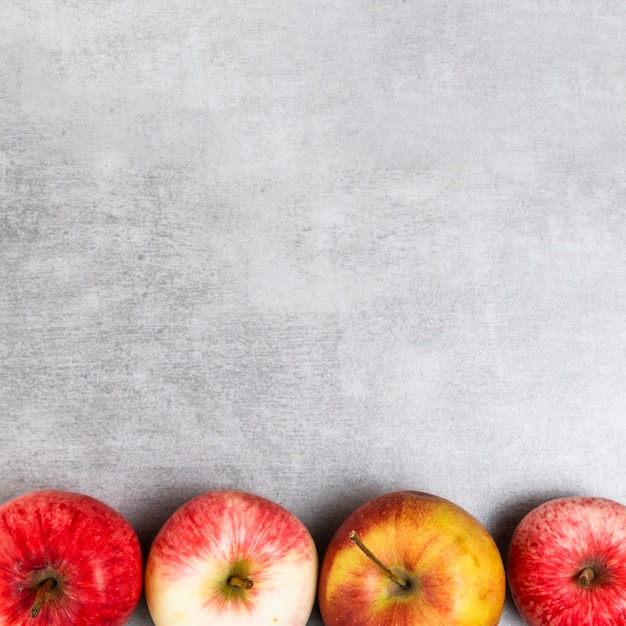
[348,530,410,589]
[577,567,595,588]
[227,575,254,590]
[30,577,57,618]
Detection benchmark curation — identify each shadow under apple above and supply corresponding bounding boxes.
[486,489,577,617]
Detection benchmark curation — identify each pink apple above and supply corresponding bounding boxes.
[318,490,506,625]
[507,496,626,626]
[0,489,143,625]
[144,489,318,626]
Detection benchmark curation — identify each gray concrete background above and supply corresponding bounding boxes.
[2,2,625,624]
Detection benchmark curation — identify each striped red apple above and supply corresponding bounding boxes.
[507,496,626,625]
[0,489,143,626]
[144,489,318,626]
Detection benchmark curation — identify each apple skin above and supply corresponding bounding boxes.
[318,490,505,626]
[507,496,626,626]
[0,489,143,626]
[144,489,318,626]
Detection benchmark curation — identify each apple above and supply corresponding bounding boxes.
[507,496,626,625]
[144,489,318,626]
[0,489,143,625]
[318,490,506,626]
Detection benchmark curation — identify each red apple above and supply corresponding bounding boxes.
[0,489,143,625]
[144,489,318,626]
[318,490,506,625]
[507,496,626,625]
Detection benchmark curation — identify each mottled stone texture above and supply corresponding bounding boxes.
[1,2,625,624]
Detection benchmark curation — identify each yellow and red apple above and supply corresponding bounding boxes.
[318,490,505,626]
[145,489,318,626]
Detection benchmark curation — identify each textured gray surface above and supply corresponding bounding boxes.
[2,2,626,624]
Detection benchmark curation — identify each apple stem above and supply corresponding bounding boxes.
[578,567,595,587]
[227,576,254,590]
[30,578,56,618]
[348,530,409,589]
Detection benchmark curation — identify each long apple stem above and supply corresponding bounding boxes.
[578,567,595,587]
[348,530,409,589]
[30,578,56,618]
[227,576,253,590]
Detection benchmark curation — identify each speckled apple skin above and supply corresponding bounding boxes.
[318,490,505,626]
[0,489,143,626]
[507,496,626,626]
[145,489,318,626]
